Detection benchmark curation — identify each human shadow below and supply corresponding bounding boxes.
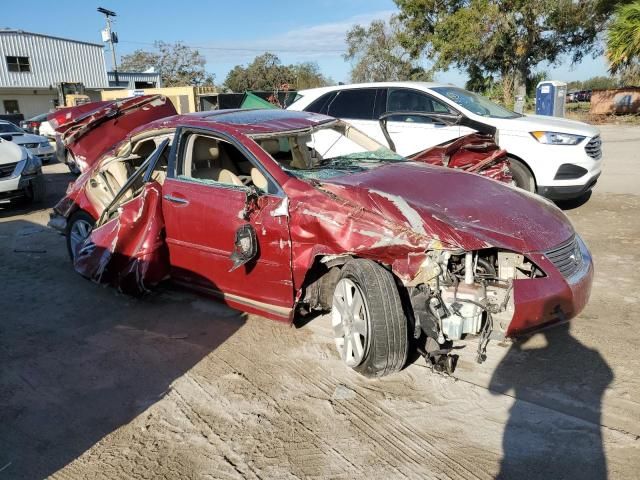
[0,218,246,479]
[489,323,613,479]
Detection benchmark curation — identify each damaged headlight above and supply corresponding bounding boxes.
[530,131,586,146]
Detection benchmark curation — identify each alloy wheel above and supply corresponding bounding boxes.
[332,278,369,367]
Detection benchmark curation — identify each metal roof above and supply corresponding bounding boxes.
[0,29,103,48]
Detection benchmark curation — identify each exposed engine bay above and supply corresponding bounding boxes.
[408,248,544,372]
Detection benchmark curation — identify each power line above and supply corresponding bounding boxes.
[118,40,346,54]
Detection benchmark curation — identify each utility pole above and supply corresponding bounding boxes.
[98,7,119,85]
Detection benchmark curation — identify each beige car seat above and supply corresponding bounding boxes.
[85,160,132,212]
[191,136,243,186]
[251,168,269,193]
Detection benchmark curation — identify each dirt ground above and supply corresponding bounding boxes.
[1,125,639,479]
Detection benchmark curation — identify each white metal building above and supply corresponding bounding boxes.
[0,29,108,118]
[108,71,162,89]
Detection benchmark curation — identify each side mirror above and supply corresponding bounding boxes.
[0,134,13,141]
[229,224,258,271]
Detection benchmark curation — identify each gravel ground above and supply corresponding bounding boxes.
[1,126,638,479]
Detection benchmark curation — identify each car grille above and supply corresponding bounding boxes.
[0,162,18,178]
[22,143,39,148]
[544,236,583,279]
[584,135,602,160]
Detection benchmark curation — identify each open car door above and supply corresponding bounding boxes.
[73,139,171,295]
[49,95,177,172]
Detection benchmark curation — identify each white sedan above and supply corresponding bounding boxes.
[0,120,56,163]
[288,82,602,200]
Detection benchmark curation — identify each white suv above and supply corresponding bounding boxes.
[288,82,602,200]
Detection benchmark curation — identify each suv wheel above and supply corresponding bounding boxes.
[509,157,535,193]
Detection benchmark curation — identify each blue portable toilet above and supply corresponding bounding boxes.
[536,80,567,117]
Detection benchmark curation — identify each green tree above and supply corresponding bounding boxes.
[344,16,431,83]
[607,1,640,76]
[223,53,331,92]
[120,41,215,87]
[394,0,620,106]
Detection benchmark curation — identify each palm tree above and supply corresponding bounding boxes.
[607,1,640,74]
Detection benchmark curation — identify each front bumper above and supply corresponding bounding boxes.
[0,173,43,201]
[537,172,600,200]
[48,212,68,234]
[506,236,593,337]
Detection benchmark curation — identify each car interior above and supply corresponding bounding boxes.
[179,134,270,193]
[85,133,173,214]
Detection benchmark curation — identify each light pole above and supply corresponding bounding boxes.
[98,7,119,85]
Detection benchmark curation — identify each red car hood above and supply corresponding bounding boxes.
[318,162,574,253]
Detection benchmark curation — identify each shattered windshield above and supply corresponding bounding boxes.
[252,121,405,180]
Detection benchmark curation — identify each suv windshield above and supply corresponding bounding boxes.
[252,121,405,181]
[432,87,522,119]
[0,123,23,133]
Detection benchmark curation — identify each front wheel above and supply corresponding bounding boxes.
[331,259,408,377]
[509,157,535,193]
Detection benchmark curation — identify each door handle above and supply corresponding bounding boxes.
[163,194,189,205]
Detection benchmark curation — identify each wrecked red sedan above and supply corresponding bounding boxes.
[50,107,593,377]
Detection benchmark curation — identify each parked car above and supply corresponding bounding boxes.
[49,105,592,377]
[0,120,56,163]
[20,112,56,138]
[288,82,603,200]
[0,138,46,203]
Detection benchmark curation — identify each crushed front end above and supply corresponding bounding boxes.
[406,235,593,371]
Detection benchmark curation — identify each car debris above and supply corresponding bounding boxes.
[49,104,593,378]
[379,110,512,184]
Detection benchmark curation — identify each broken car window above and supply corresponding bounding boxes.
[253,122,405,180]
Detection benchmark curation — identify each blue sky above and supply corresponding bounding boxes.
[2,0,609,86]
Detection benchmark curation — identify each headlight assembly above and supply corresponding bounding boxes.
[530,131,586,145]
[22,152,42,175]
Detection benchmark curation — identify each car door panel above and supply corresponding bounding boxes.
[161,130,294,321]
[74,182,170,294]
[382,88,462,156]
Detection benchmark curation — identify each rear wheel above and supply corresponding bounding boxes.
[509,157,535,193]
[331,259,408,377]
[66,211,95,262]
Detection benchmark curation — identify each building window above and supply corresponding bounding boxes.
[6,56,31,73]
[3,100,20,114]
[134,81,156,89]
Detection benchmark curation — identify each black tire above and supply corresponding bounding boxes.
[335,259,408,377]
[31,175,46,203]
[66,210,95,262]
[509,157,535,193]
[66,151,80,175]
